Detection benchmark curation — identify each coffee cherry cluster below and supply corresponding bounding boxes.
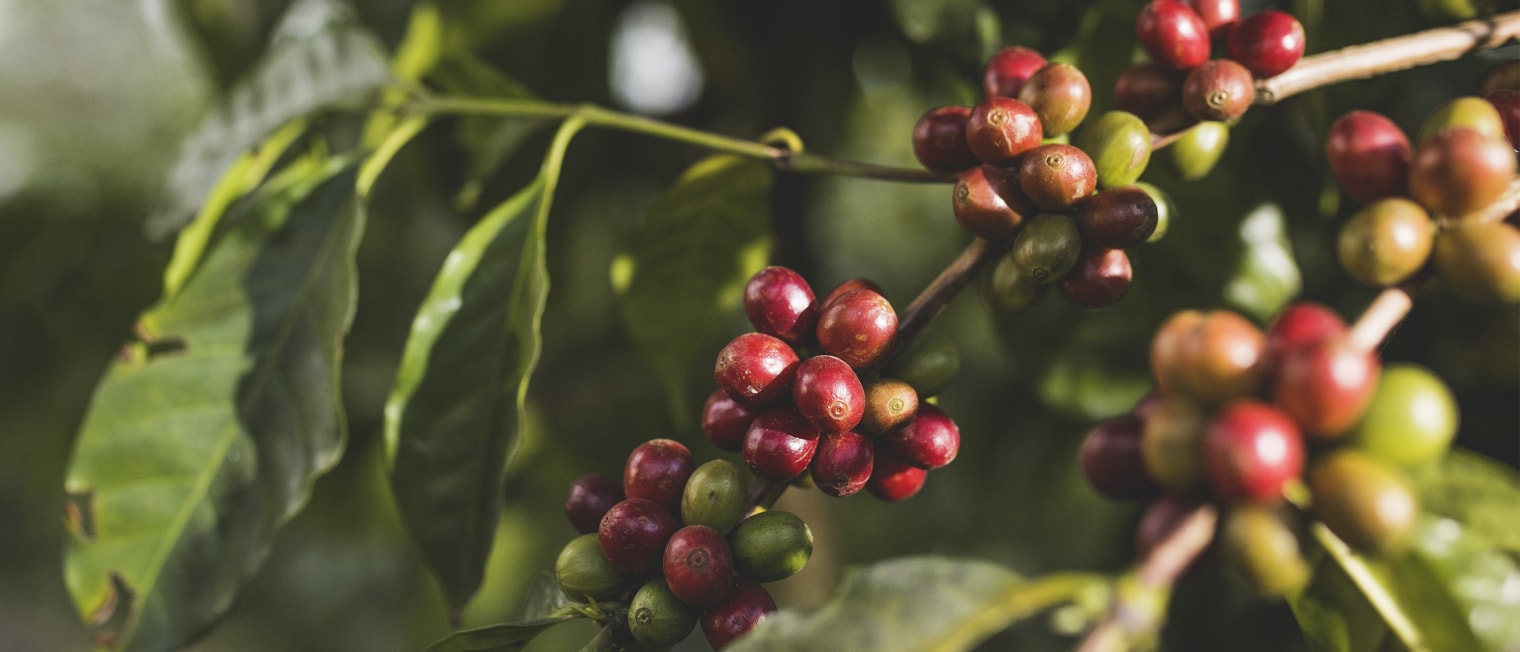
[1080,301,1459,597]
[1119,1,1306,180]
[912,49,1167,313]
[1326,97,1519,302]
[557,439,815,649]
[706,266,965,502]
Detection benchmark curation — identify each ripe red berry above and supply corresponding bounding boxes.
[1274,340,1380,439]
[1189,0,1240,41]
[966,97,1045,166]
[743,266,817,345]
[1326,111,1413,204]
[884,404,960,470]
[743,407,821,480]
[701,390,757,452]
[820,277,884,311]
[1018,62,1093,137]
[953,165,1033,241]
[599,498,680,577]
[1079,415,1159,500]
[911,105,981,173]
[810,430,875,497]
[1114,63,1185,122]
[1262,302,1346,380]
[1059,247,1133,310]
[1487,89,1520,150]
[565,473,624,534]
[701,580,776,650]
[663,525,735,607]
[1136,0,1211,70]
[867,448,929,502]
[1182,59,1254,122]
[793,355,866,433]
[815,288,897,368]
[1204,400,1304,504]
[982,46,1048,99]
[714,332,800,406]
[1408,127,1517,217]
[1018,144,1097,210]
[1227,10,1305,79]
[624,439,695,514]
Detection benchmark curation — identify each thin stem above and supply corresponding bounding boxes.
[1346,288,1413,354]
[1255,10,1520,106]
[884,238,1003,365]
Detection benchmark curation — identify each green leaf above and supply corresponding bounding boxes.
[424,615,583,652]
[1411,450,1520,553]
[152,0,392,239]
[384,176,552,611]
[430,51,545,210]
[613,155,773,424]
[888,0,1001,64]
[729,557,1102,652]
[1222,203,1301,322]
[62,159,364,650]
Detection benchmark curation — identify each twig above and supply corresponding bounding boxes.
[1255,10,1520,106]
[885,238,1002,365]
[1346,288,1414,354]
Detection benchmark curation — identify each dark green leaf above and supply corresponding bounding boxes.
[384,177,551,611]
[888,0,1001,64]
[431,52,547,210]
[152,0,392,239]
[425,615,582,652]
[613,155,773,424]
[63,159,364,650]
[1411,450,1520,553]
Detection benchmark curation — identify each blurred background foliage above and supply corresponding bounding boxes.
[0,0,1514,650]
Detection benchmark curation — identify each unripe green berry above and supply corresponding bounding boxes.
[1336,197,1434,287]
[1350,363,1459,467]
[1012,214,1082,284]
[629,579,698,649]
[1131,182,1174,243]
[1167,121,1230,181]
[1310,450,1419,556]
[1418,96,1507,143]
[985,252,1047,314]
[1220,506,1311,598]
[1433,221,1520,303]
[556,533,630,601]
[1140,396,1209,491]
[1076,110,1153,188]
[682,460,748,533]
[729,510,813,582]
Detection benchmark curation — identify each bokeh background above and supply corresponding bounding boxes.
[1,0,1514,650]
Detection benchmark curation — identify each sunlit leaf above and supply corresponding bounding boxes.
[424,615,583,652]
[1411,450,1520,553]
[63,159,363,650]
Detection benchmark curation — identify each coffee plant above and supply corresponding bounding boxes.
[3,0,1519,650]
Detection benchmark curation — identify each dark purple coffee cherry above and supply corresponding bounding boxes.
[743,407,821,480]
[702,389,757,452]
[1327,110,1412,204]
[701,580,776,650]
[744,266,817,345]
[816,288,897,369]
[867,448,929,502]
[1227,10,1305,79]
[599,498,680,577]
[982,46,1048,99]
[810,431,875,497]
[912,105,980,173]
[1487,89,1520,150]
[1074,186,1159,248]
[1018,62,1092,137]
[624,438,695,515]
[1058,247,1133,309]
[1182,59,1254,122]
[884,404,960,470]
[663,525,735,607]
[820,277,885,311]
[1018,144,1097,209]
[1080,415,1159,500]
[793,355,865,433]
[953,165,1034,241]
[860,378,919,434]
[565,473,624,534]
[1114,63,1185,122]
[714,332,800,407]
[966,97,1045,166]
[1137,0,1211,70]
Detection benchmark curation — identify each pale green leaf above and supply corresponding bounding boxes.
[1411,450,1520,553]
[424,615,582,652]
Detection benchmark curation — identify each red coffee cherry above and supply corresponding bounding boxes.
[1487,89,1520,150]
[1074,186,1160,249]
[1262,302,1346,380]
[624,439,696,514]
[810,430,875,497]
[565,473,624,534]
[701,580,776,650]
[663,525,735,607]
[953,165,1034,241]
[1018,144,1097,210]
[1136,0,1211,70]
[1227,10,1305,79]
[1326,111,1413,204]
[1274,340,1380,439]
[982,46,1048,99]
[1059,247,1133,310]
[742,407,821,480]
[1204,400,1304,504]
[1150,309,1206,395]
[1189,0,1240,41]
[912,105,980,173]
[966,97,1045,166]
[1114,63,1185,122]
[816,288,897,368]
[1080,415,1159,500]
[820,277,884,311]
[1408,127,1517,217]
[744,266,817,345]
[793,355,866,433]
[599,498,680,577]
[1018,62,1093,137]
[867,448,929,502]
[714,332,800,406]
[1182,59,1254,122]
[884,404,960,470]
[702,390,758,452]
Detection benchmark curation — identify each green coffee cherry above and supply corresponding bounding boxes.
[1418,96,1506,143]
[1132,182,1174,243]
[729,510,813,582]
[1167,121,1229,181]
[556,533,629,601]
[1433,221,1520,303]
[1336,197,1434,287]
[1351,363,1459,466]
[1310,450,1419,555]
[682,459,747,533]
[1220,506,1311,598]
[1012,214,1082,284]
[985,252,1046,314]
[1075,111,1152,188]
[629,579,698,649]
[885,331,960,398]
